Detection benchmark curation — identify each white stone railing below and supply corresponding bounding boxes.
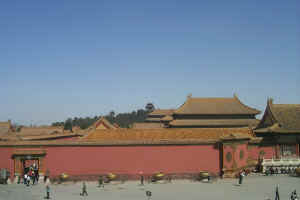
[261,157,300,173]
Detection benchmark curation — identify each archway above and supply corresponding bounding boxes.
[11,149,46,180]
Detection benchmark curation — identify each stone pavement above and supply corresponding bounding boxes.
[0,175,299,200]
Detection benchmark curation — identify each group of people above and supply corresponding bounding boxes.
[291,190,299,200]
[266,165,296,175]
[23,163,39,186]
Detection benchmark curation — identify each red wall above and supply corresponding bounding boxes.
[248,144,275,160]
[0,143,278,179]
[0,147,14,178]
[234,143,249,169]
[222,143,249,170]
[43,145,220,177]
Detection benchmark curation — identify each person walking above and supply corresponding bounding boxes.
[26,174,30,186]
[98,176,104,188]
[80,182,88,196]
[275,185,280,200]
[146,190,152,200]
[45,184,50,199]
[140,175,144,185]
[32,171,36,185]
[44,169,50,183]
[24,174,28,186]
[291,190,298,200]
[34,165,39,184]
[238,170,245,185]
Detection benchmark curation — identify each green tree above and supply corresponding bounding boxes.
[64,118,73,131]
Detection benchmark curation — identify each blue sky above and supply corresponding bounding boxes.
[0,0,299,125]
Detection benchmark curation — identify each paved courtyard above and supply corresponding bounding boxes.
[0,175,299,200]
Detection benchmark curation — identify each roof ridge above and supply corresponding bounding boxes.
[174,95,260,115]
[189,97,234,100]
[233,95,261,114]
[266,100,279,124]
[174,97,191,114]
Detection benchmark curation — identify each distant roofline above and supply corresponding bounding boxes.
[174,94,260,115]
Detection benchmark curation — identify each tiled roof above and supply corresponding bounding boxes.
[270,104,300,130]
[220,132,252,141]
[113,123,120,128]
[18,126,64,136]
[174,95,260,115]
[20,133,82,141]
[160,115,173,121]
[12,149,46,156]
[145,118,162,122]
[255,99,300,134]
[132,123,164,129]
[169,119,260,127]
[0,131,81,141]
[92,117,117,130]
[83,128,253,142]
[0,132,20,141]
[0,128,256,146]
[148,109,174,116]
[0,121,11,136]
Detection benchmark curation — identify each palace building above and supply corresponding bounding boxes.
[0,97,299,181]
[254,99,300,158]
[143,94,260,128]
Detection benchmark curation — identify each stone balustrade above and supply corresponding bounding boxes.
[261,157,300,173]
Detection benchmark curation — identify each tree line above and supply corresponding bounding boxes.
[52,103,155,130]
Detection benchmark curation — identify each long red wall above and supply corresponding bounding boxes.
[0,145,220,178]
[43,145,220,176]
[0,147,14,178]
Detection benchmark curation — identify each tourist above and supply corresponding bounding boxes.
[26,174,30,186]
[146,190,152,200]
[35,170,39,183]
[32,170,36,185]
[24,174,28,185]
[28,169,33,184]
[23,174,26,185]
[32,162,37,171]
[44,169,50,183]
[291,190,298,200]
[167,174,172,183]
[270,166,274,175]
[140,174,144,185]
[45,184,50,199]
[34,165,39,184]
[238,170,245,185]
[98,176,104,188]
[80,182,88,196]
[275,185,280,200]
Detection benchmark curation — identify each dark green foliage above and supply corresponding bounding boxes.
[64,118,73,131]
[52,109,148,129]
[52,122,64,127]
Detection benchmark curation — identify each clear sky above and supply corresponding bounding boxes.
[0,0,299,125]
